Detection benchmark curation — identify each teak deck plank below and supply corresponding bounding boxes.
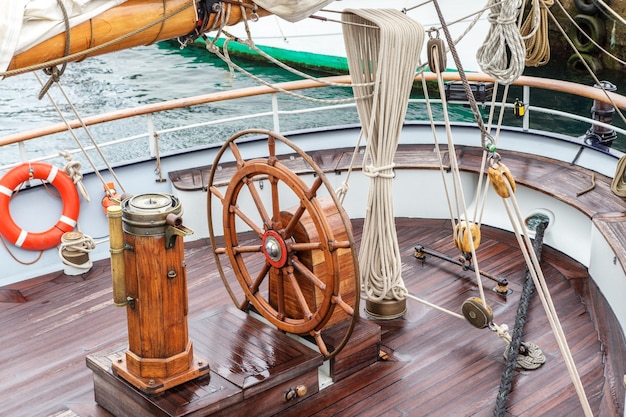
[0,218,624,416]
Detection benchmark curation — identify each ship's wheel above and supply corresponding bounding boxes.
[206,129,360,359]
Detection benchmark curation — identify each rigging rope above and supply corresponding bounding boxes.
[426,46,489,306]
[496,169,594,416]
[196,1,375,104]
[38,0,70,99]
[60,151,90,202]
[34,72,127,195]
[342,9,424,303]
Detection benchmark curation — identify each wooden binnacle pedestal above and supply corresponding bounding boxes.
[107,193,209,394]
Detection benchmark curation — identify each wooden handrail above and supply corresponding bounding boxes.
[1,72,624,147]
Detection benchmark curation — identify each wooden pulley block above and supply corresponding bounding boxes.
[462,297,493,329]
[488,161,516,198]
[454,220,481,253]
[427,35,447,73]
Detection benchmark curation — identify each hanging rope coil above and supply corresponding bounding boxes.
[476,0,527,85]
[342,9,425,303]
[521,0,554,66]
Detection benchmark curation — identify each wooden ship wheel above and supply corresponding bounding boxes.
[207,129,360,359]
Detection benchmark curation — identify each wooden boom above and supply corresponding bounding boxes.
[7,0,269,74]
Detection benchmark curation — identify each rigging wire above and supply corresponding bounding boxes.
[196,2,371,105]
[34,72,127,195]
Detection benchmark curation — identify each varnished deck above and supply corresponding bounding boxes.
[0,218,624,416]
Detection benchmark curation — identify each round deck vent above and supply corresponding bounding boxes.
[524,209,554,236]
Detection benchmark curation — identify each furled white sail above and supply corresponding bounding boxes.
[253,0,335,22]
[1,0,126,73]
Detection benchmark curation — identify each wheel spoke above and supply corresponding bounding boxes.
[267,134,276,159]
[290,242,323,251]
[276,268,286,320]
[243,176,271,227]
[283,177,324,237]
[283,204,307,238]
[270,176,281,226]
[209,186,225,202]
[334,295,355,316]
[232,245,262,254]
[329,240,352,250]
[292,257,326,291]
[312,330,329,357]
[286,265,313,320]
[305,176,324,200]
[230,204,264,237]
[229,141,245,166]
[249,261,271,295]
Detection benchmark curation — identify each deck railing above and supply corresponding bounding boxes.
[1,73,625,172]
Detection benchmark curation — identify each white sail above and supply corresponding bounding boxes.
[253,0,334,22]
[1,0,126,73]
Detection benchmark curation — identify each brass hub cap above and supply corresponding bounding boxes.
[263,230,288,268]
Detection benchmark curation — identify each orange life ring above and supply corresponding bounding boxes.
[0,162,80,250]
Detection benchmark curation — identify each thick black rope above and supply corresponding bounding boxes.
[493,219,549,417]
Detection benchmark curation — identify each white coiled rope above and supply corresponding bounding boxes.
[342,9,425,302]
[476,0,526,84]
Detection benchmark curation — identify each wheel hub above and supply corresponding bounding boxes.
[263,230,288,268]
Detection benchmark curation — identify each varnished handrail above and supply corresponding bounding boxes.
[1,72,624,147]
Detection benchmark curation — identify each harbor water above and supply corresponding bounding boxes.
[1,40,625,169]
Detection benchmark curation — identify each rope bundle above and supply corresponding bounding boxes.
[342,9,424,302]
[521,0,554,67]
[476,0,526,84]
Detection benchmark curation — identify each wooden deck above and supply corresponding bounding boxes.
[1,217,624,416]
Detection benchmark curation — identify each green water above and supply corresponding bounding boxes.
[0,40,624,167]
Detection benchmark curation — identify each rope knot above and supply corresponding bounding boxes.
[61,151,91,202]
[363,163,395,178]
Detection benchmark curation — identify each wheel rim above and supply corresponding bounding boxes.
[207,129,359,359]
